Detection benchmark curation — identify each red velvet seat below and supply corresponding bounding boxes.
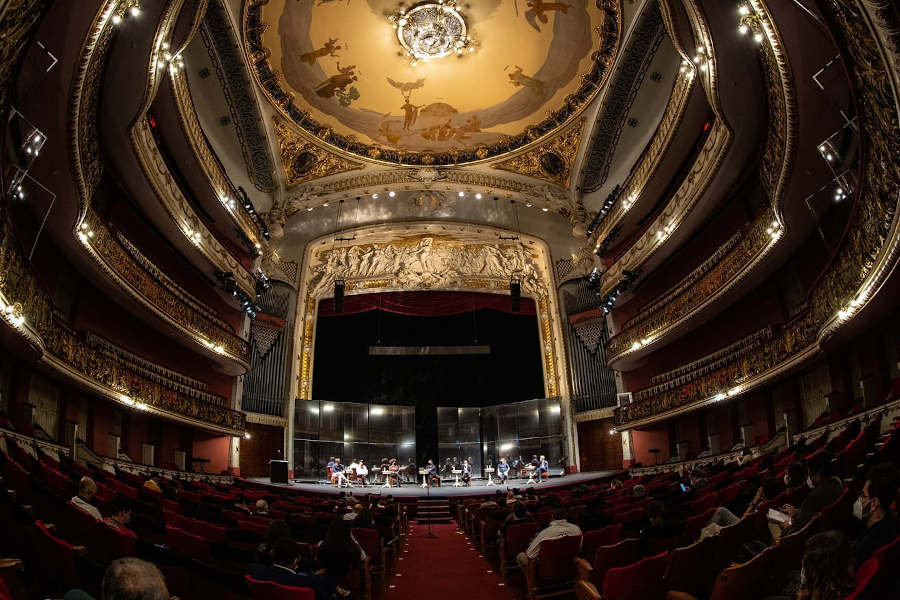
[843,557,879,600]
[166,525,212,561]
[93,522,138,563]
[29,521,78,595]
[707,543,774,600]
[238,519,269,536]
[524,534,582,600]
[245,575,315,600]
[681,507,716,544]
[818,488,853,533]
[499,521,540,578]
[351,527,386,579]
[867,532,900,597]
[687,494,716,515]
[664,536,719,600]
[581,524,621,560]
[193,519,227,543]
[575,538,641,591]
[602,550,669,600]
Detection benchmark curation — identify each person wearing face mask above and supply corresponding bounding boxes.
[852,462,900,565]
[784,461,807,489]
[780,452,842,535]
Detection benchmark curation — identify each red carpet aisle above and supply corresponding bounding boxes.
[384,523,515,600]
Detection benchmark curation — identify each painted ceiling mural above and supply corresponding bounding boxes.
[246,0,621,165]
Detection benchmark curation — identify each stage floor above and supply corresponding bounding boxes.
[246,470,620,498]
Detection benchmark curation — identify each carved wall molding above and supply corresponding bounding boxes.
[614,0,900,429]
[201,0,274,192]
[129,116,257,297]
[493,120,586,189]
[78,209,251,367]
[243,0,622,167]
[581,4,666,193]
[289,221,575,465]
[274,118,365,188]
[260,249,299,287]
[169,68,264,247]
[245,412,287,427]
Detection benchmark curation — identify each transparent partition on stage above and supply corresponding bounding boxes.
[293,400,415,479]
[437,398,564,480]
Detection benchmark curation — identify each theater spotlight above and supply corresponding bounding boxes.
[509,277,521,312]
[334,279,345,313]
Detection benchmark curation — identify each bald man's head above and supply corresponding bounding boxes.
[78,477,97,501]
[102,558,168,600]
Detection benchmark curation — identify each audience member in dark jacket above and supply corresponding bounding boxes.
[782,452,842,534]
[248,539,330,599]
[853,462,900,566]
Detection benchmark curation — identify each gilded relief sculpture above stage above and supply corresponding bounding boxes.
[244,0,621,166]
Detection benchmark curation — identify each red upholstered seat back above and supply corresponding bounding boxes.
[94,522,138,563]
[682,506,717,543]
[582,523,621,559]
[193,519,227,542]
[709,543,774,600]
[664,536,719,600]
[602,550,669,600]
[590,538,640,589]
[239,519,269,536]
[536,534,582,582]
[350,528,380,560]
[843,557,879,600]
[245,575,316,600]
[166,525,211,561]
[505,521,540,557]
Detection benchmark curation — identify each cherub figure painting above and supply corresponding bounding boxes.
[315,63,357,99]
[524,0,573,31]
[508,66,546,96]
[299,38,341,66]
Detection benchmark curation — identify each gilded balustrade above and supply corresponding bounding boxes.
[607,210,774,360]
[614,0,900,428]
[81,209,250,364]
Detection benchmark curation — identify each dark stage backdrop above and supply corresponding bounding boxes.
[312,291,545,465]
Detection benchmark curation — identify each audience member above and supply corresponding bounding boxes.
[795,531,856,600]
[640,501,684,555]
[516,504,582,572]
[248,539,329,599]
[102,558,169,600]
[255,499,269,515]
[254,519,293,565]
[784,461,807,488]
[349,506,376,529]
[853,462,900,565]
[143,474,162,495]
[632,484,647,499]
[103,495,134,534]
[781,452,841,534]
[71,477,103,521]
[580,497,611,532]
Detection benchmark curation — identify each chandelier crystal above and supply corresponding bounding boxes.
[388,0,475,66]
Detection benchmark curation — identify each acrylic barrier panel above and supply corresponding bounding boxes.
[293,400,416,478]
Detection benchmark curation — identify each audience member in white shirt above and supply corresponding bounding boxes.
[70,476,103,521]
[516,505,582,572]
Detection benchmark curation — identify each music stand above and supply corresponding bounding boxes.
[484,467,495,486]
[451,468,463,487]
[424,475,436,539]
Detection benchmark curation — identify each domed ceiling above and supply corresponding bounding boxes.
[244,0,621,165]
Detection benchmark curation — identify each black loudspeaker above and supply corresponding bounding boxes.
[269,460,288,484]
[334,280,345,313]
[510,278,521,312]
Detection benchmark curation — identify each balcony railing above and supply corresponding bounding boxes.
[81,209,250,365]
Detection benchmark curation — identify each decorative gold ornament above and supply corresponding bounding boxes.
[493,120,585,188]
[274,118,364,188]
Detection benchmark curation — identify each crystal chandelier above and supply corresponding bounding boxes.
[388,0,476,67]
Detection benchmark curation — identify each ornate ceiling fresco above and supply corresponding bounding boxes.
[244,0,621,166]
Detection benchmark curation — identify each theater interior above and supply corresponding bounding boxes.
[0,0,899,599]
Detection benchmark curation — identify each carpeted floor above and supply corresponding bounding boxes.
[384,522,516,600]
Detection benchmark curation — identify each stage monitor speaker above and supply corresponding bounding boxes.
[270,460,289,484]
[334,280,345,313]
[510,278,521,312]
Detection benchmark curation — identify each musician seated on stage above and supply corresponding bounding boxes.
[425,459,440,486]
[537,455,550,482]
[497,458,511,484]
[355,459,369,486]
[388,458,401,486]
[332,458,349,487]
[405,457,417,483]
[461,459,472,486]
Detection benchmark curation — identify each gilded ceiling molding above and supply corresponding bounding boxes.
[614,0,900,430]
[243,0,622,167]
[69,0,120,227]
[170,0,208,58]
[597,117,732,298]
[273,117,364,188]
[281,168,572,214]
[168,69,264,248]
[581,4,666,194]
[288,221,575,464]
[605,0,797,363]
[492,120,585,189]
[677,0,725,122]
[77,209,251,368]
[584,63,696,255]
[201,0,275,192]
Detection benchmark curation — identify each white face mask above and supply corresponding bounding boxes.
[784,474,790,487]
[853,497,873,521]
[807,476,814,489]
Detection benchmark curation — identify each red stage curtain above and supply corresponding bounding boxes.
[316,290,535,318]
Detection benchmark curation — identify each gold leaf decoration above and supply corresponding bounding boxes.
[274,118,363,187]
[492,120,585,188]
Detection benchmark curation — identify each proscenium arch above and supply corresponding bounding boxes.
[287,221,578,473]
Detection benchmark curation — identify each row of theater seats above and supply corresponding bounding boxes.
[457,411,900,600]
[0,435,408,600]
